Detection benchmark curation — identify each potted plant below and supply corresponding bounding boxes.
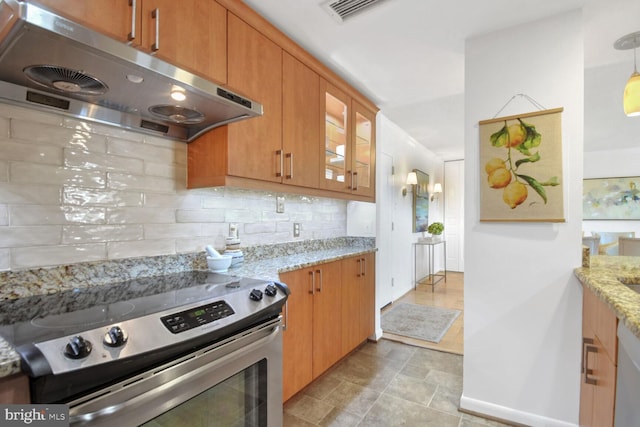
[427,222,444,241]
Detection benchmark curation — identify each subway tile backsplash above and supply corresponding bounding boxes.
[0,104,347,271]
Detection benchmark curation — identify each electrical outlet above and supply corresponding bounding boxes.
[276,196,285,213]
[293,223,300,237]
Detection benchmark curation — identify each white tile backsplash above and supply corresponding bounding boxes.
[0,248,9,271]
[107,138,183,165]
[12,243,106,269]
[107,239,175,260]
[0,183,61,205]
[65,148,145,174]
[63,187,143,207]
[0,204,7,226]
[143,223,202,240]
[143,162,186,179]
[11,162,106,188]
[62,225,143,244]
[108,172,179,192]
[11,119,107,152]
[0,161,7,182]
[107,207,176,224]
[0,139,63,165]
[175,208,225,223]
[10,205,105,225]
[0,117,10,138]
[0,226,62,247]
[0,103,348,270]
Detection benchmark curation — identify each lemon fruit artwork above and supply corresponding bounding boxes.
[484,119,559,210]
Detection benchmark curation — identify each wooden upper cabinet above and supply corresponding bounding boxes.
[137,0,227,84]
[320,79,351,193]
[226,12,282,182]
[31,0,137,43]
[320,79,376,200]
[282,52,320,189]
[31,0,227,84]
[351,101,376,199]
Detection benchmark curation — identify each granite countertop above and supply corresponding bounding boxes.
[574,255,640,341]
[0,241,376,379]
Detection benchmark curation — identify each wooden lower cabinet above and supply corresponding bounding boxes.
[281,254,375,401]
[0,373,30,403]
[341,253,375,357]
[281,261,341,402]
[579,286,617,427]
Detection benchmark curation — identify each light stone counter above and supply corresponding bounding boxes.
[574,255,640,341]
[0,237,375,378]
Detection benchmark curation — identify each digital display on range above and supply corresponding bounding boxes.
[161,300,235,334]
[190,309,206,318]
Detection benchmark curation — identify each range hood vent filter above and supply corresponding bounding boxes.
[24,65,109,95]
[322,0,391,23]
[149,105,205,124]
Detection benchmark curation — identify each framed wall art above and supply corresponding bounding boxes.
[412,169,430,232]
[583,176,640,220]
[479,107,565,222]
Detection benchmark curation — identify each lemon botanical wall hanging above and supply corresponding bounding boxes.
[479,107,565,222]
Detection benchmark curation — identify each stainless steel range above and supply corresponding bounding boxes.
[0,271,289,426]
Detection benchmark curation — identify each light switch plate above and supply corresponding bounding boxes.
[276,196,285,213]
[293,223,300,237]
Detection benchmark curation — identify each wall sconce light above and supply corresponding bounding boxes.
[402,172,418,197]
[614,30,640,117]
[431,183,442,202]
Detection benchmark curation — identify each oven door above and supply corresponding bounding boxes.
[67,318,282,427]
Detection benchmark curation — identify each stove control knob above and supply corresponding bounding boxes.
[265,284,277,297]
[104,326,128,347]
[64,335,92,359]
[249,289,263,301]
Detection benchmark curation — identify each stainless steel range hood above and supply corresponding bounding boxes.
[0,0,263,142]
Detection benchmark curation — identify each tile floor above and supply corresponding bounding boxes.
[283,339,513,426]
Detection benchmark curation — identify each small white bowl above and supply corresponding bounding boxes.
[206,255,233,272]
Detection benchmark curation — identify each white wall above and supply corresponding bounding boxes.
[0,103,348,271]
[374,114,445,314]
[463,10,583,427]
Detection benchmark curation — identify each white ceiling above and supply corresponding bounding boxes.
[243,0,640,160]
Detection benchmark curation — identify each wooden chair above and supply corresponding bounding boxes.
[618,237,640,256]
[593,232,636,255]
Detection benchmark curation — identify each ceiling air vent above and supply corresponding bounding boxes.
[322,0,390,23]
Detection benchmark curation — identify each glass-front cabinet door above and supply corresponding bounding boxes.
[352,100,375,198]
[321,80,351,193]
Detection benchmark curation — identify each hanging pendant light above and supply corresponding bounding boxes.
[614,31,640,117]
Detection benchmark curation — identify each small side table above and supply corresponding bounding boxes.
[413,240,447,292]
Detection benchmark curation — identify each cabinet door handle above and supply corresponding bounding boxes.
[361,257,366,276]
[151,8,160,52]
[353,171,359,191]
[285,152,293,179]
[584,343,598,385]
[581,337,592,374]
[309,270,314,295]
[356,258,362,277]
[276,150,283,177]
[283,301,288,331]
[128,0,137,41]
[316,269,322,292]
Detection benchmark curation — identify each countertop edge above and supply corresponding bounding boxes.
[574,261,640,341]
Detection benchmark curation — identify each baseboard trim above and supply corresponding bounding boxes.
[459,394,578,427]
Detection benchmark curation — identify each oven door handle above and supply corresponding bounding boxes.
[69,323,281,425]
